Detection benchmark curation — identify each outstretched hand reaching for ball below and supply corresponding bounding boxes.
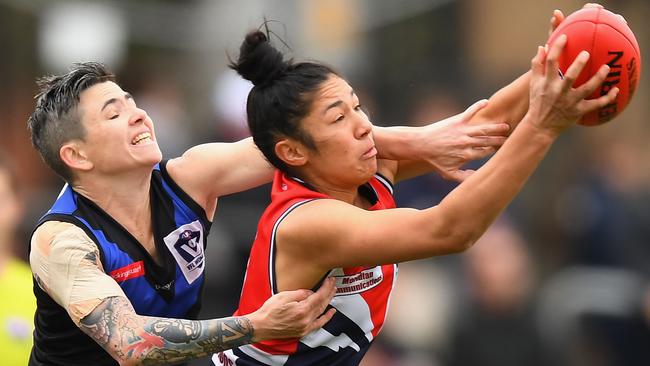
[414,99,510,182]
[526,34,619,136]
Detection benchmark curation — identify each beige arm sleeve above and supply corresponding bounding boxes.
[30,221,125,325]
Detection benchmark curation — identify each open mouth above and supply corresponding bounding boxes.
[131,132,152,145]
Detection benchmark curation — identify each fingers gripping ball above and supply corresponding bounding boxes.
[547,7,641,125]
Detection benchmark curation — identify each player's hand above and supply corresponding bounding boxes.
[247,277,337,342]
[549,4,607,37]
[549,3,623,38]
[526,34,618,136]
[417,99,510,182]
[548,9,565,37]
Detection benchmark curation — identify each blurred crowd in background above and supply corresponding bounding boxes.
[0,0,649,365]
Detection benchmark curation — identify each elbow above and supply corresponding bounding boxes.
[454,224,488,253]
[455,237,479,253]
[433,218,483,254]
[444,234,477,254]
[421,207,489,256]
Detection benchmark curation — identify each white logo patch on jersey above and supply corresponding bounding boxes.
[164,220,205,284]
[333,266,384,295]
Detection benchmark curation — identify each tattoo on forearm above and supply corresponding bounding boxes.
[79,296,255,365]
[196,317,254,352]
[150,318,201,343]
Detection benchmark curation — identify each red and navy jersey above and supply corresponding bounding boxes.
[214,171,398,366]
[29,161,210,366]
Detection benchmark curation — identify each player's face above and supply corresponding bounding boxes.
[299,75,377,187]
[77,81,162,175]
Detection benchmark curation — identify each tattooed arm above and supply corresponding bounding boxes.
[79,290,334,365]
[79,296,253,365]
[30,221,337,366]
[80,285,336,366]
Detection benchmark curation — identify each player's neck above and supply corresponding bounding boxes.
[73,170,153,231]
[296,171,371,208]
[303,179,362,206]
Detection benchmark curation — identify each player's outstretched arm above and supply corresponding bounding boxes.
[166,137,274,218]
[374,100,510,183]
[370,8,563,183]
[169,119,509,211]
[79,296,254,365]
[79,280,336,366]
[378,5,602,183]
[469,71,531,130]
[276,35,618,281]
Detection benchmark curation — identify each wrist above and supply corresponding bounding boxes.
[373,126,421,160]
[518,116,560,144]
[241,313,263,343]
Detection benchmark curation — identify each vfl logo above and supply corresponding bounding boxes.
[175,230,202,263]
[164,220,205,284]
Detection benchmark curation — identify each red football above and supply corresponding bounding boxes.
[547,7,641,125]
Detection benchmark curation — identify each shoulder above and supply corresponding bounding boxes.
[275,198,359,243]
[32,221,96,254]
[30,221,99,289]
[30,221,123,324]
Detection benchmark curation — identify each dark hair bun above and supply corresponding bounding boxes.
[229,31,287,86]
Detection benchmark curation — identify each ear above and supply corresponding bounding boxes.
[275,139,309,167]
[60,141,94,173]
